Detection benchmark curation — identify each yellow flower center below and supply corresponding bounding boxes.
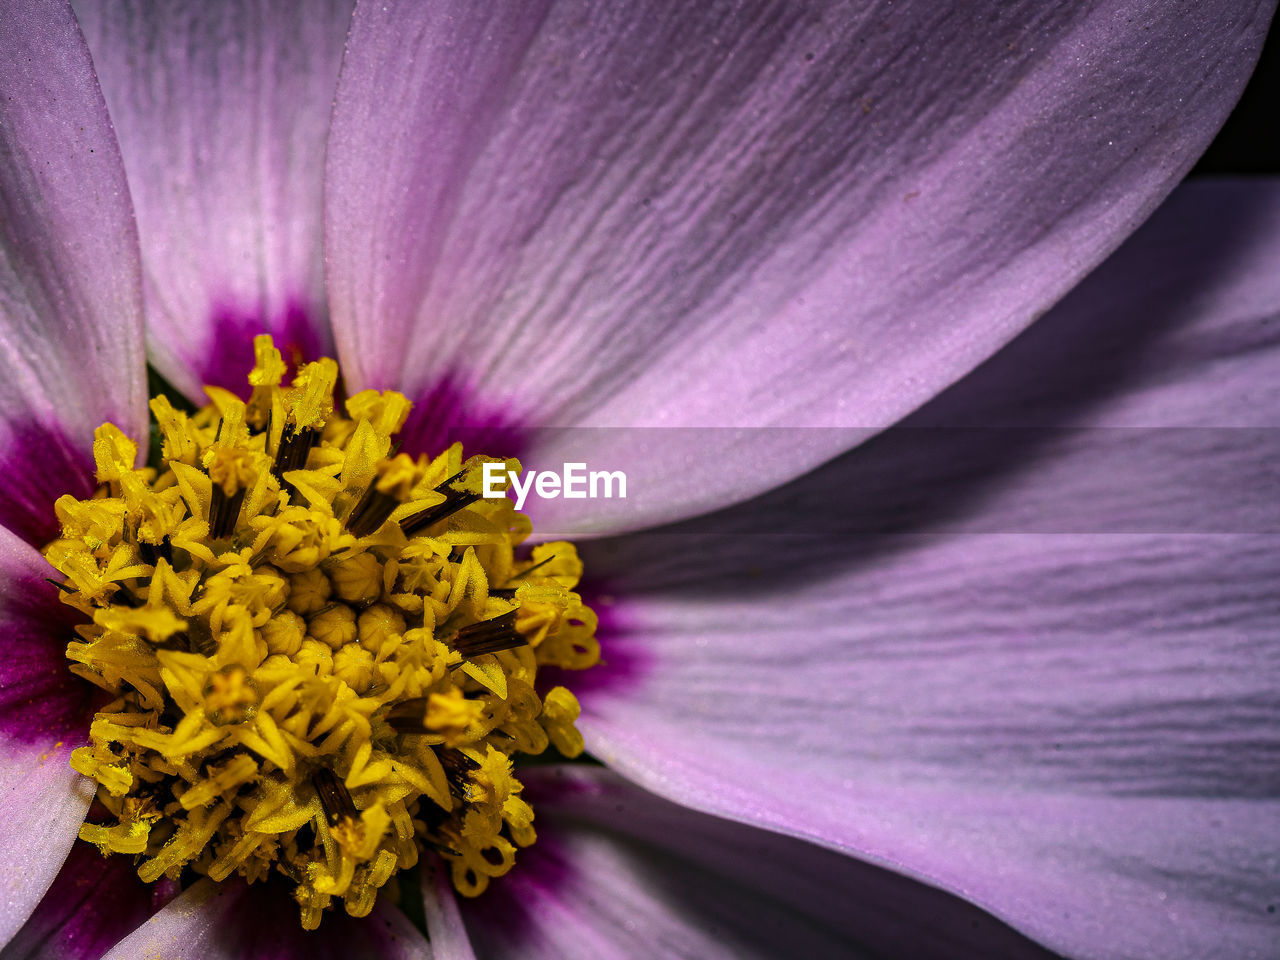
[42,335,599,928]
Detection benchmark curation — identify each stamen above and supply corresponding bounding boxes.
[206,445,256,540]
[112,584,144,608]
[138,537,173,566]
[451,610,527,658]
[400,469,481,536]
[437,747,480,801]
[171,621,218,657]
[383,697,431,733]
[273,424,318,476]
[208,486,246,540]
[349,485,395,538]
[491,556,556,598]
[312,767,357,825]
[348,454,422,540]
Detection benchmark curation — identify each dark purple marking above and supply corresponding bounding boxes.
[0,419,96,548]
[16,850,417,958]
[1,840,157,959]
[537,580,650,705]
[201,300,328,398]
[397,376,526,460]
[190,877,422,957]
[452,835,576,946]
[0,575,95,745]
[150,876,181,913]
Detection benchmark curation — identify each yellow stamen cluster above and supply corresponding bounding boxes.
[42,336,600,928]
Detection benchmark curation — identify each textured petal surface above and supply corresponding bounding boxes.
[420,861,477,960]
[0,0,147,546]
[575,181,1280,960]
[0,842,161,960]
[0,743,93,954]
[0,527,94,949]
[100,879,431,960]
[327,0,1272,534]
[74,0,353,398]
[449,766,1057,960]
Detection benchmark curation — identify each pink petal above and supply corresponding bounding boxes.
[326,0,1271,534]
[419,860,478,960]
[445,765,1056,959]
[0,0,148,545]
[582,536,1280,960]
[0,525,95,950]
[574,181,1280,959]
[74,0,353,399]
[2,841,159,960]
[99,878,430,960]
[0,742,93,953]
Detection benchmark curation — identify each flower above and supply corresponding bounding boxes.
[0,1,1275,959]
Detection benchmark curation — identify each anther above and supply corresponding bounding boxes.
[112,584,145,608]
[169,621,217,656]
[208,486,246,540]
[312,767,357,825]
[274,424,318,476]
[491,556,555,598]
[400,469,481,536]
[437,748,480,801]
[384,697,430,733]
[451,610,527,658]
[272,424,318,503]
[345,483,399,539]
[207,447,255,539]
[154,631,187,652]
[153,625,214,656]
[138,538,173,566]
[347,454,422,539]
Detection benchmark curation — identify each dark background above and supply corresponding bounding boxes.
[1192,22,1277,174]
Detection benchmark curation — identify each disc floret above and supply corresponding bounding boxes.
[43,336,600,928]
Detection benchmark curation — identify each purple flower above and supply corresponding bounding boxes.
[0,1,1276,958]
